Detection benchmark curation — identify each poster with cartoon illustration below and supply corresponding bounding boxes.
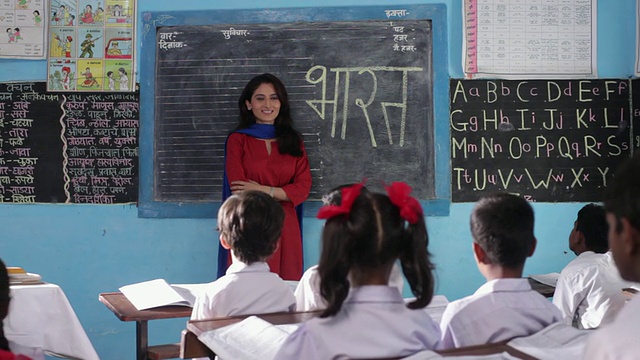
[47,0,136,92]
[0,0,47,59]
[48,59,76,90]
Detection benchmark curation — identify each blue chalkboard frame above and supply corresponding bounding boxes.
[138,4,450,218]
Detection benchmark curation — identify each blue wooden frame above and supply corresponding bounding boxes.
[138,4,450,218]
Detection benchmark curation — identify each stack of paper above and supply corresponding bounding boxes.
[8,267,42,285]
[528,273,560,287]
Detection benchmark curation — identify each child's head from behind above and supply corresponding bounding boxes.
[470,193,535,271]
[317,182,433,316]
[572,203,608,255]
[217,190,284,264]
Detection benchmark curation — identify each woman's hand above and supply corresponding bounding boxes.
[230,180,264,194]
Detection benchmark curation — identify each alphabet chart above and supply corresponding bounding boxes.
[463,0,596,78]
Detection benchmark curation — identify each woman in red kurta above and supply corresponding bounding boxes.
[218,73,311,280]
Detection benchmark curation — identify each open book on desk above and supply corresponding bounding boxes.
[197,315,298,360]
[119,279,207,311]
[528,272,560,287]
[507,322,589,360]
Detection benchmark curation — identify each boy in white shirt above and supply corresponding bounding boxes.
[191,191,295,320]
[553,203,630,329]
[438,193,562,349]
[584,154,640,359]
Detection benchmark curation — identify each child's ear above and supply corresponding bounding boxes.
[528,237,537,257]
[472,242,487,264]
[219,235,231,250]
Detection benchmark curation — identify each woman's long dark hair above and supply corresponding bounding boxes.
[237,73,303,156]
[317,189,435,317]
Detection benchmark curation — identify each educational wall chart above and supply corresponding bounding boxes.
[0,82,138,203]
[47,0,136,92]
[0,0,47,59]
[450,79,633,202]
[463,0,596,78]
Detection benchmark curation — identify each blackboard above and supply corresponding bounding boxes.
[138,5,451,218]
[0,82,139,204]
[450,79,634,202]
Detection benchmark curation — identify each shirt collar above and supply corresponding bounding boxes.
[226,261,270,275]
[344,285,405,304]
[474,278,532,295]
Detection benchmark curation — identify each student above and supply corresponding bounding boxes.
[275,182,440,359]
[553,203,631,329]
[438,193,562,349]
[294,184,404,311]
[190,191,295,320]
[1,258,33,360]
[584,154,640,359]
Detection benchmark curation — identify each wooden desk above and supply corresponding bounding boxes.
[99,292,192,360]
[438,340,538,359]
[182,310,322,359]
[528,277,555,298]
[182,311,539,359]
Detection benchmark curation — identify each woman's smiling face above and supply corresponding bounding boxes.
[245,82,280,124]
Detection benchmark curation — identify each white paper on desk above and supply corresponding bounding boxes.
[529,273,560,287]
[197,316,299,360]
[119,279,192,310]
[507,322,589,360]
[405,295,449,325]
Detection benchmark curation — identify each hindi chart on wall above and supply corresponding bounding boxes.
[0,82,138,204]
[463,0,596,78]
[0,0,47,59]
[47,0,136,92]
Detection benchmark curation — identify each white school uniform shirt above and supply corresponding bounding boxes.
[294,263,404,311]
[275,285,440,360]
[190,261,295,320]
[583,295,640,360]
[553,251,631,329]
[438,278,562,349]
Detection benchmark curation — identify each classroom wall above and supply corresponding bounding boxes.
[1,0,635,359]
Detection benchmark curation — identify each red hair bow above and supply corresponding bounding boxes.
[385,182,423,224]
[316,182,365,220]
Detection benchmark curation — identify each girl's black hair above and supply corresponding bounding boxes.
[236,73,303,157]
[317,188,435,317]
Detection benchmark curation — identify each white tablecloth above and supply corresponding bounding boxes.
[4,283,99,360]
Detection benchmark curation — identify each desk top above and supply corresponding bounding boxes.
[99,292,192,322]
[438,340,538,359]
[187,310,323,336]
[7,283,99,360]
[528,277,555,298]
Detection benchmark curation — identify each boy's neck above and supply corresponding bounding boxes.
[480,263,524,282]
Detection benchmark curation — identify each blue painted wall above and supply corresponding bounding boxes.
[0,0,635,359]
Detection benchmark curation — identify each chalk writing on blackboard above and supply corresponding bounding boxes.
[450,79,632,202]
[153,20,434,202]
[0,82,138,203]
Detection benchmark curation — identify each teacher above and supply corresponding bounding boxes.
[217,73,312,281]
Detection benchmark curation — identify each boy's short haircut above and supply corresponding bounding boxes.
[576,203,608,253]
[604,154,640,232]
[470,193,535,268]
[217,191,284,264]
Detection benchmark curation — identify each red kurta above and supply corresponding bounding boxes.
[225,133,312,280]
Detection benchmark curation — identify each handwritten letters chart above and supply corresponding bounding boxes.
[464,0,596,77]
[0,82,138,204]
[450,79,632,202]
